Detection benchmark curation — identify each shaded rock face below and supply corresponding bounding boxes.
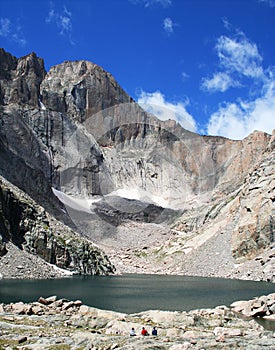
[0,176,115,276]
[0,49,45,107]
[231,150,275,260]
[40,60,133,121]
[0,48,274,279]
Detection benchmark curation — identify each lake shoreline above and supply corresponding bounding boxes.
[1,238,274,284]
[0,293,275,349]
[1,274,274,316]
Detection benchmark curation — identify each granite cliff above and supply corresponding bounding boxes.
[0,48,274,280]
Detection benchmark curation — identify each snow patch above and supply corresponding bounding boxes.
[46,261,75,276]
[52,188,101,213]
[52,186,173,214]
[106,187,169,208]
[39,99,47,110]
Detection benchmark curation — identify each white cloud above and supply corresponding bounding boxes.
[181,71,189,81]
[202,30,274,139]
[222,17,232,31]
[201,72,240,92]
[137,90,197,132]
[46,5,74,44]
[163,17,174,34]
[207,79,275,139]
[0,18,10,36]
[258,0,275,7]
[130,0,172,7]
[201,32,265,93]
[0,18,26,46]
[216,34,264,79]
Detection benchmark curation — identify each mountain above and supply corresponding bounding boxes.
[0,48,274,281]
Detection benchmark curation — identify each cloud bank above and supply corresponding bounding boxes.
[207,80,275,139]
[203,31,274,139]
[202,32,264,94]
[137,90,197,132]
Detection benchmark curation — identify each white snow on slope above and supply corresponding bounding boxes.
[52,186,170,213]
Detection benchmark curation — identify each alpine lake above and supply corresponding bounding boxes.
[0,274,274,314]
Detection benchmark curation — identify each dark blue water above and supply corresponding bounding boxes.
[0,274,274,314]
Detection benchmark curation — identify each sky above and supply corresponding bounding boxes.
[0,0,274,139]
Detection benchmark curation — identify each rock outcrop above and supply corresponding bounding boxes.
[231,150,275,261]
[0,176,115,278]
[231,293,275,318]
[0,48,45,107]
[0,294,274,349]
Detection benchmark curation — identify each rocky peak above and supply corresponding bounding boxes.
[40,59,133,121]
[0,48,17,79]
[0,49,46,107]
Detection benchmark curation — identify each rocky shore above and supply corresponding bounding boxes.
[0,294,275,349]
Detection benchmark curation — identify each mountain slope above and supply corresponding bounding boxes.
[0,48,274,280]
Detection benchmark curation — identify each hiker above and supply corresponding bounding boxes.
[130,327,136,336]
[141,327,149,336]
[152,326,157,336]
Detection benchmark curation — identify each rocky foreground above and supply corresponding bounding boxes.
[1,294,275,349]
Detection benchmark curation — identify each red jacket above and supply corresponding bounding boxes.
[141,328,148,336]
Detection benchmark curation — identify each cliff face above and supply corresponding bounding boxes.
[0,48,274,280]
[0,176,114,277]
[0,49,270,204]
[0,48,45,107]
[231,146,275,260]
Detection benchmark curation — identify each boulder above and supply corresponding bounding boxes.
[62,301,75,311]
[74,300,83,307]
[12,302,26,314]
[31,304,45,315]
[230,293,275,318]
[38,296,50,305]
[45,295,57,304]
[79,305,91,314]
[250,304,268,317]
[18,336,27,344]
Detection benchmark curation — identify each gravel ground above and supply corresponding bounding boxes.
[0,243,71,279]
[1,223,274,283]
[102,222,275,283]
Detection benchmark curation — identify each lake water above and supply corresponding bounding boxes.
[0,274,274,314]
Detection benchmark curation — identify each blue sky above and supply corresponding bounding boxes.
[0,0,274,139]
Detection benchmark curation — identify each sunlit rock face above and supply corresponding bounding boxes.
[0,48,274,279]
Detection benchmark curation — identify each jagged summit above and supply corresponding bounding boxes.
[41,58,134,121]
[0,48,274,280]
[0,49,45,107]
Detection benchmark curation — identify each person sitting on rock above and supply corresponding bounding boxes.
[130,327,136,336]
[152,326,157,336]
[141,327,149,336]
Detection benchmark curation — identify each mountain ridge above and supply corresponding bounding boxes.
[0,48,274,280]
